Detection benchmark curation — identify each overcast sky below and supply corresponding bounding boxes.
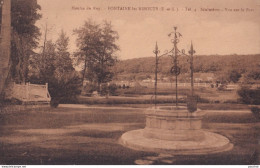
[36,0,260,60]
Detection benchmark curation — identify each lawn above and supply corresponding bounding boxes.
[0,104,259,165]
[78,86,240,104]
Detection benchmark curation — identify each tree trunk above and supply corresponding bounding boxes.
[0,0,11,98]
[80,59,87,94]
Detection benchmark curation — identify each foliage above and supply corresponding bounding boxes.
[246,70,260,81]
[54,30,74,80]
[9,0,41,82]
[100,83,109,96]
[100,83,118,96]
[115,54,260,83]
[82,82,98,96]
[237,86,260,105]
[229,70,242,83]
[240,65,260,84]
[73,19,119,92]
[215,68,242,84]
[108,83,118,96]
[29,31,81,106]
[48,71,81,105]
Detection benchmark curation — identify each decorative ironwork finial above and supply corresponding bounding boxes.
[189,41,196,55]
[153,41,160,55]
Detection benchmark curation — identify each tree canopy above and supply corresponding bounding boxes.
[74,19,119,91]
[114,54,260,83]
[10,0,41,83]
[29,30,81,105]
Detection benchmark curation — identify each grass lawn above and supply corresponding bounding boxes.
[0,104,259,165]
[78,86,240,105]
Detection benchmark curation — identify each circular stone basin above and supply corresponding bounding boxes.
[120,106,233,155]
[120,129,233,155]
[144,106,205,141]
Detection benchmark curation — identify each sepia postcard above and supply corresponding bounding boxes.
[0,0,260,166]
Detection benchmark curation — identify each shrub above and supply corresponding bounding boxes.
[48,72,82,105]
[83,82,98,96]
[50,98,59,108]
[99,83,118,96]
[237,86,260,105]
[108,84,117,96]
[100,84,108,96]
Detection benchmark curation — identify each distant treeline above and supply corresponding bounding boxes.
[115,54,260,75]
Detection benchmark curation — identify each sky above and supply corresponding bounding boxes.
[36,0,260,60]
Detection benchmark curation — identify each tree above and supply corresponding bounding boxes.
[215,68,242,84]
[29,40,56,84]
[229,70,242,83]
[237,86,260,105]
[29,31,81,106]
[40,40,56,80]
[242,64,260,84]
[51,31,81,105]
[55,30,74,80]
[74,19,119,93]
[10,0,41,83]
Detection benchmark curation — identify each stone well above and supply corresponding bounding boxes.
[120,106,233,155]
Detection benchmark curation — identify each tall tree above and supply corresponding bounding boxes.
[29,31,81,107]
[39,40,56,81]
[10,0,41,83]
[55,30,74,80]
[74,19,119,92]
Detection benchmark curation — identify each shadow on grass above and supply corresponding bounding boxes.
[68,130,124,139]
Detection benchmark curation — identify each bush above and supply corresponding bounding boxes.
[82,83,98,96]
[237,86,260,105]
[108,84,117,96]
[48,72,82,105]
[50,97,60,108]
[99,83,118,96]
[100,84,108,96]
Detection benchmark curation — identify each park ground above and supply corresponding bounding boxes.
[0,103,259,165]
